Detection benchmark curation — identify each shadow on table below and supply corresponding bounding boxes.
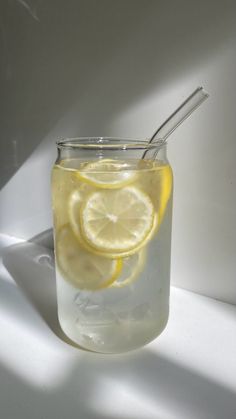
[2,229,83,348]
[2,231,236,418]
[0,346,235,419]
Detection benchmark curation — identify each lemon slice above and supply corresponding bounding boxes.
[80,186,155,254]
[76,159,137,189]
[137,163,173,225]
[111,248,146,288]
[52,165,80,229]
[68,189,85,243]
[158,165,173,223]
[69,188,158,259]
[56,226,122,290]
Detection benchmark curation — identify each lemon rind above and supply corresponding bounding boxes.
[111,248,147,288]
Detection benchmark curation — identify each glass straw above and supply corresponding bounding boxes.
[143,86,209,158]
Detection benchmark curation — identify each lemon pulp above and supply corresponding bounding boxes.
[80,186,155,254]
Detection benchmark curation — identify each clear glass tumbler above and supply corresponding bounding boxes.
[51,138,173,353]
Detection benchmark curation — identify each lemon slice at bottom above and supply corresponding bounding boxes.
[56,226,122,290]
[111,248,146,288]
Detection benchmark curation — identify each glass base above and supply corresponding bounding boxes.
[58,310,169,353]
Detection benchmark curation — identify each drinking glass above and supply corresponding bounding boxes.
[51,137,173,353]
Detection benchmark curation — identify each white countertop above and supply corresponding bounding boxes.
[0,234,236,419]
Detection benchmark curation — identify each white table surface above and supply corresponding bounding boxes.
[0,234,236,419]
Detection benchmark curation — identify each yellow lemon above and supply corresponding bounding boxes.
[76,159,137,189]
[56,226,122,290]
[111,248,146,288]
[136,163,173,224]
[80,186,155,254]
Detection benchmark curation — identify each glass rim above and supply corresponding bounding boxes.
[56,137,165,151]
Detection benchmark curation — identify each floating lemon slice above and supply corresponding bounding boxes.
[68,189,85,243]
[69,188,158,259]
[137,163,173,225]
[51,165,80,229]
[111,248,146,288]
[157,165,173,224]
[80,186,155,254]
[76,159,137,189]
[56,226,122,290]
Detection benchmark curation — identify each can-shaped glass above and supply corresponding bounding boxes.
[51,138,173,353]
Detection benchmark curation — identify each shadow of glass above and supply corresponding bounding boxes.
[0,363,153,419]
[2,234,84,349]
[0,347,235,419]
[29,228,54,249]
[56,350,236,419]
[1,233,236,418]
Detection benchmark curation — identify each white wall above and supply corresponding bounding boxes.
[0,0,236,304]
